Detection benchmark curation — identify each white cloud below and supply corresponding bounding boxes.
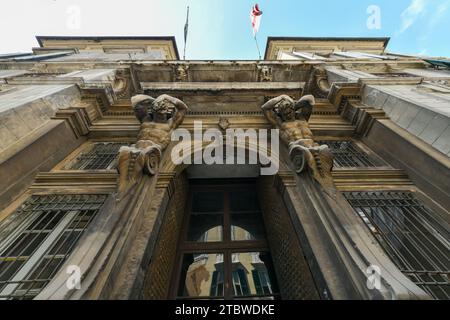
[417,49,428,56]
[414,0,450,48]
[398,0,428,34]
[429,0,450,28]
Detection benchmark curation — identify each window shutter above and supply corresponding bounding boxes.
[252,270,262,295]
[209,271,218,296]
[238,269,250,295]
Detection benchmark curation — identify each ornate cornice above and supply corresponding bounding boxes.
[30,171,118,193]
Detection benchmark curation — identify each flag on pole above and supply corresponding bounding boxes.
[250,4,263,36]
[250,4,262,59]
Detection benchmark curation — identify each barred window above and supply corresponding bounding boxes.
[65,142,128,170]
[344,191,450,299]
[0,194,107,300]
[318,140,378,168]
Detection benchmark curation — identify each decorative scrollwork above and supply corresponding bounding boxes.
[304,67,330,99]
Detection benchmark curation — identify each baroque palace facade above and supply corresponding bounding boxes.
[0,36,449,300]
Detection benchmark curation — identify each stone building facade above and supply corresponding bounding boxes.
[0,36,448,300]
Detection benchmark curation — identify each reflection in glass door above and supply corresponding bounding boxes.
[172,180,279,299]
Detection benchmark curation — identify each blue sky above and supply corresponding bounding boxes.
[0,0,449,59]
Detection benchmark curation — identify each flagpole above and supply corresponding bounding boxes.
[254,34,262,60]
[183,6,189,60]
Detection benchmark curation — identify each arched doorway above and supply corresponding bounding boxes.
[141,160,321,300]
[137,138,323,299]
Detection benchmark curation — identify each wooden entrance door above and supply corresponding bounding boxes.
[170,179,279,300]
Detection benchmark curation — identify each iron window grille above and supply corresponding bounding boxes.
[318,140,378,168]
[0,194,107,300]
[343,191,450,299]
[65,142,128,170]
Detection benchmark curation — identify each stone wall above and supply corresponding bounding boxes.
[363,84,450,156]
[0,120,84,210]
[0,84,81,152]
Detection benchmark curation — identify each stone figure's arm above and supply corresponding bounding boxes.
[294,95,315,122]
[160,94,189,128]
[261,95,291,111]
[261,95,290,126]
[262,108,278,126]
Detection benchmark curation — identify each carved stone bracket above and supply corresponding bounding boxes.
[79,84,115,113]
[51,103,94,138]
[327,82,390,137]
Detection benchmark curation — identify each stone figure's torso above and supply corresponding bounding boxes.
[279,120,314,145]
[138,122,172,148]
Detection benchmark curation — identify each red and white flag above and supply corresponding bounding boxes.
[250,4,263,36]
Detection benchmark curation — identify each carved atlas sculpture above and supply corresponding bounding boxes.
[261,94,335,190]
[117,94,189,197]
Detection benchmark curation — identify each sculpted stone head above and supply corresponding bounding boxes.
[152,95,175,114]
[131,94,175,123]
[151,95,175,122]
[275,96,295,121]
[132,94,154,123]
[176,65,188,81]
